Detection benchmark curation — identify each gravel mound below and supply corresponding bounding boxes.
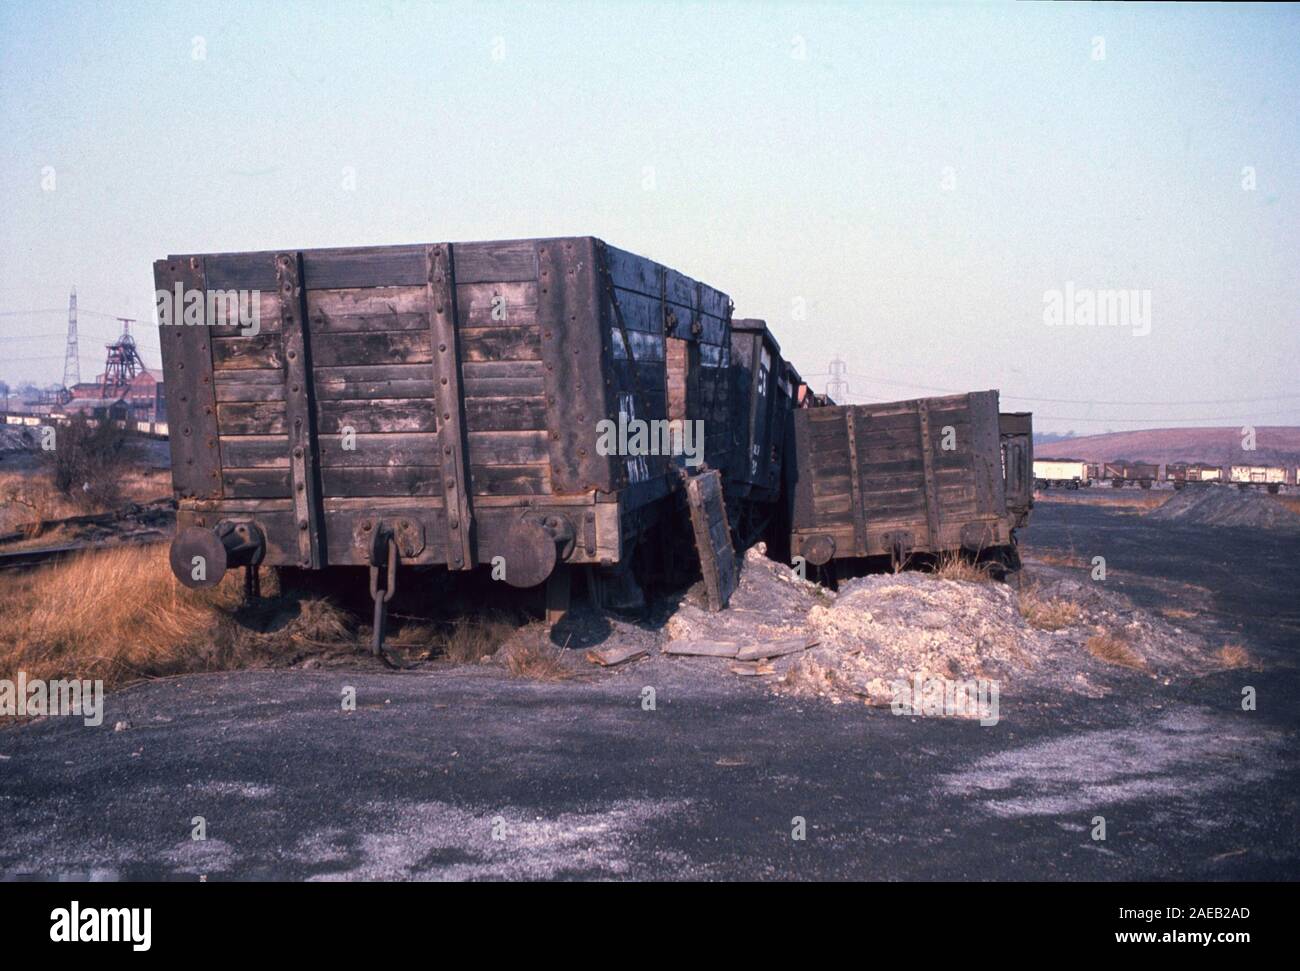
[660,547,1230,710]
[1146,486,1300,532]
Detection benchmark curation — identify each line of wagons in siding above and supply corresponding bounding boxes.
[156,236,1035,650]
[1034,459,1297,493]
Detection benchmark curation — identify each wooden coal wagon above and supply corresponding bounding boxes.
[156,236,744,643]
[787,391,1030,573]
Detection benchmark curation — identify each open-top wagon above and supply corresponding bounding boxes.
[156,236,752,642]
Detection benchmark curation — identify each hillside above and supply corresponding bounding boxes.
[1034,427,1300,467]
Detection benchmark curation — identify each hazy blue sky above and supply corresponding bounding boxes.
[1,0,1296,432]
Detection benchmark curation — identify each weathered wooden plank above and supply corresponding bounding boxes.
[219,435,291,468]
[211,332,283,370]
[456,281,539,327]
[313,363,436,400]
[209,290,281,336]
[221,467,292,498]
[154,256,222,499]
[316,398,436,434]
[539,238,616,494]
[463,396,547,432]
[466,430,549,465]
[316,432,440,468]
[458,325,542,362]
[218,400,287,435]
[469,464,550,496]
[311,330,432,367]
[306,286,427,332]
[736,639,816,662]
[214,383,286,404]
[685,470,737,611]
[320,465,441,497]
[663,639,740,657]
[463,375,546,398]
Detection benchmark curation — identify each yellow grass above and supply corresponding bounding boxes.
[0,544,352,693]
[386,613,518,664]
[1037,490,1168,510]
[1017,589,1082,630]
[1085,630,1146,669]
[930,551,993,583]
[501,636,572,681]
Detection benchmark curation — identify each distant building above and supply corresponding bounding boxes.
[69,368,165,424]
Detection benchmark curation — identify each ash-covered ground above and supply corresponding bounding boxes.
[2,496,1297,880]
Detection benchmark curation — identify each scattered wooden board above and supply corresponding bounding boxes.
[685,470,738,611]
[663,639,740,658]
[728,660,776,677]
[584,645,648,667]
[736,638,818,662]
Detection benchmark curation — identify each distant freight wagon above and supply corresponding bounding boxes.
[1164,462,1222,489]
[1101,461,1159,488]
[1033,458,1090,489]
[1230,465,1287,493]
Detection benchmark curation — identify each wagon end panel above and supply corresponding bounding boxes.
[155,256,223,501]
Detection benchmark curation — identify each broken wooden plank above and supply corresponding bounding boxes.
[728,660,776,677]
[685,469,738,611]
[585,645,649,667]
[663,639,740,658]
[735,638,818,662]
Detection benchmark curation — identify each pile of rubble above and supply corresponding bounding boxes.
[1146,486,1300,532]
[654,546,1230,711]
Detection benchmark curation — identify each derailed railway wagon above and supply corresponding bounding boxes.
[787,391,1031,575]
[156,237,748,637]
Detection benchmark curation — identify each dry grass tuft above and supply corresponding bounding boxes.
[501,637,572,681]
[285,597,353,645]
[389,613,518,664]
[439,614,517,664]
[1017,589,1082,630]
[0,544,355,693]
[1085,630,1146,669]
[930,551,992,583]
[0,544,242,688]
[1217,643,1252,669]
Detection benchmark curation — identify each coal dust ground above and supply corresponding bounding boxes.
[1,497,1297,880]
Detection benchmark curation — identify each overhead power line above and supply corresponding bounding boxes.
[803,370,1300,407]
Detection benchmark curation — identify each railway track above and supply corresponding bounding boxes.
[0,499,175,573]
